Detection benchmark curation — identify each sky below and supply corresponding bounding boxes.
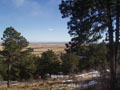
[0,0,71,42]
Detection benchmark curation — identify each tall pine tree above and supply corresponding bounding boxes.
[59,0,120,89]
[1,27,29,88]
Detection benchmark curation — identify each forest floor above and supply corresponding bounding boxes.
[0,76,120,90]
[0,73,102,90]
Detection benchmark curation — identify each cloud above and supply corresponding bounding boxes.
[48,0,61,5]
[48,28,54,32]
[31,11,40,16]
[12,0,40,8]
[12,0,26,7]
[11,0,56,18]
[11,0,41,17]
[30,1,41,16]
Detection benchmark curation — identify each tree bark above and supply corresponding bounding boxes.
[115,0,119,77]
[7,58,10,88]
[107,1,116,90]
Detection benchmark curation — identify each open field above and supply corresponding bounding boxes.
[0,43,66,56]
[28,44,66,56]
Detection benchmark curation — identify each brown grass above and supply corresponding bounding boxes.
[0,81,70,90]
[0,44,66,56]
[28,44,65,56]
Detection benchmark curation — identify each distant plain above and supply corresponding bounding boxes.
[0,43,66,56]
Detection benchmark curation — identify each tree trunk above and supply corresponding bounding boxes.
[109,22,116,90]
[107,2,116,90]
[115,0,119,77]
[108,18,116,90]
[7,58,10,88]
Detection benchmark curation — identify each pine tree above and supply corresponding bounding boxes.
[1,27,29,87]
[59,0,120,89]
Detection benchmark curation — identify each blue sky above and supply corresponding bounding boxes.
[0,0,70,42]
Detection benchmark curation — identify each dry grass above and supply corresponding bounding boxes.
[0,44,66,56]
[0,81,71,90]
[0,46,3,50]
[28,44,66,56]
[0,76,100,90]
